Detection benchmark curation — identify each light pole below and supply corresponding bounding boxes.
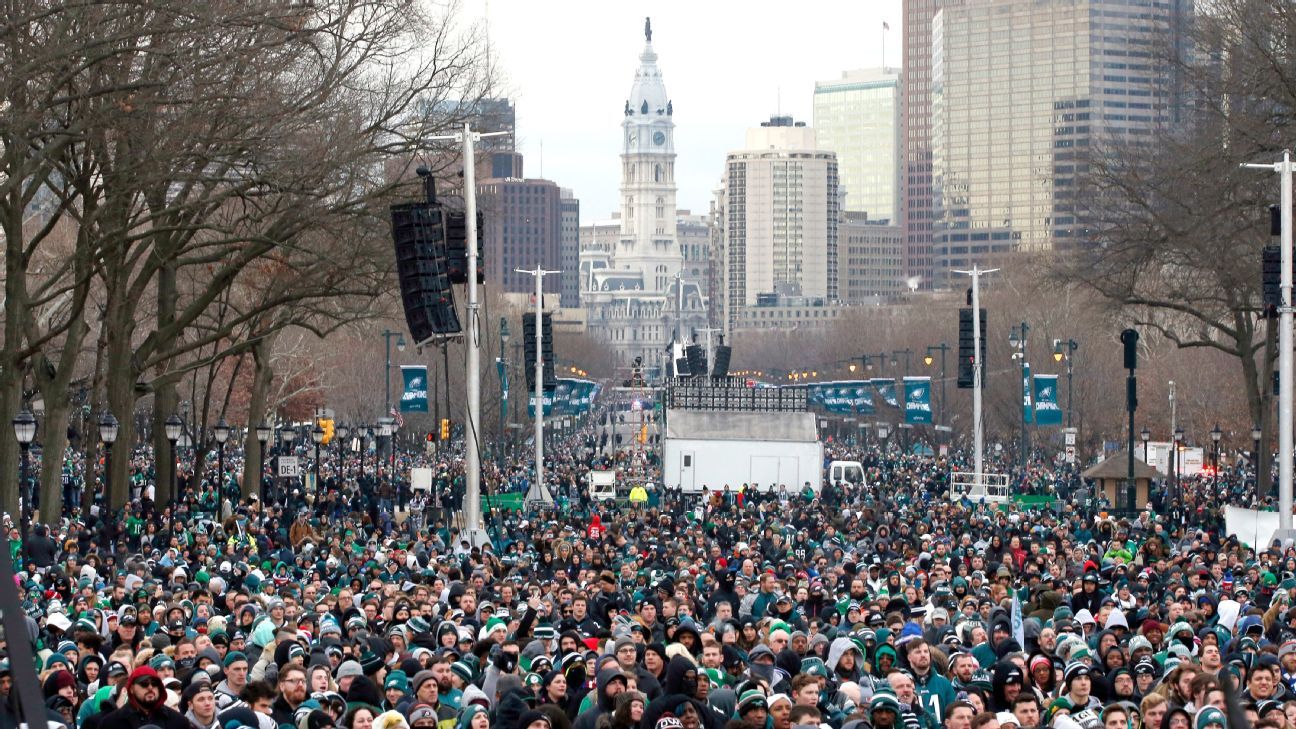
[891,349,913,377]
[924,343,949,426]
[164,414,183,501]
[99,413,118,517]
[877,423,891,453]
[1009,322,1031,471]
[311,424,325,494]
[1211,424,1223,492]
[383,329,407,415]
[1253,424,1264,489]
[280,424,297,506]
[499,317,510,447]
[13,409,36,534]
[358,426,369,486]
[1053,338,1079,428]
[255,423,271,501]
[1172,426,1184,500]
[336,425,350,483]
[213,419,230,495]
[1141,426,1151,464]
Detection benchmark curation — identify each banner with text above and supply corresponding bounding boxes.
[903,376,933,424]
[873,378,899,408]
[806,381,875,415]
[400,365,428,413]
[1022,362,1033,424]
[1033,374,1063,426]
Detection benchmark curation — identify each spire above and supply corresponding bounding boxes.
[628,18,668,117]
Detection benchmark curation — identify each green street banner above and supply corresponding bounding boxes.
[400,366,428,413]
[1022,362,1033,424]
[809,381,875,415]
[903,376,933,424]
[529,378,601,418]
[1034,374,1063,426]
[873,378,899,408]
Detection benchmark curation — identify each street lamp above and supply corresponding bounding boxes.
[311,424,325,493]
[280,425,298,506]
[98,412,118,516]
[1252,424,1263,483]
[13,409,36,534]
[1210,424,1223,490]
[499,317,511,446]
[336,425,350,483]
[1009,322,1031,472]
[1140,426,1151,463]
[891,349,913,377]
[164,414,183,500]
[1172,426,1184,499]
[255,423,272,501]
[1052,338,1079,428]
[358,426,370,484]
[925,343,949,426]
[383,329,407,415]
[213,418,230,494]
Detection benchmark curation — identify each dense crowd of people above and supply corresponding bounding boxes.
[0,414,1282,729]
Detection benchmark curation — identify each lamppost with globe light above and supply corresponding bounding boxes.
[335,425,350,483]
[255,423,271,501]
[99,412,119,516]
[1009,322,1030,471]
[213,419,230,494]
[1210,424,1223,491]
[13,409,36,534]
[383,330,407,415]
[1053,338,1079,428]
[311,423,325,493]
[280,424,298,505]
[1253,424,1264,492]
[164,414,183,500]
[1141,426,1151,464]
[1172,426,1184,500]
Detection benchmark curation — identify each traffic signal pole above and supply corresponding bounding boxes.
[516,267,560,505]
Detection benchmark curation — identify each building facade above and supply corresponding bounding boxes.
[929,0,1187,285]
[717,116,840,334]
[476,172,563,297]
[901,0,941,288]
[582,20,707,373]
[559,189,580,308]
[813,68,901,224]
[842,212,905,301]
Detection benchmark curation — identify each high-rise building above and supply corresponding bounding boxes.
[901,0,941,288]
[928,0,1188,285]
[476,167,562,296]
[813,68,901,224]
[677,210,713,302]
[582,19,707,372]
[717,116,841,333]
[559,189,581,308]
[842,212,905,301]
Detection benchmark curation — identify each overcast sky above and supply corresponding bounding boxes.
[465,0,903,220]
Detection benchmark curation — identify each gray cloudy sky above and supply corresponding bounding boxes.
[467,0,903,220]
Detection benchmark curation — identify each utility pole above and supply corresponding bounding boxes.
[1244,151,1295,539]
[955,266,998,489]
[516,266,561,506]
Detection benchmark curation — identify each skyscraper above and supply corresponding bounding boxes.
[476,169,563,296]
[928,0,1188,285]
[560,189,580,308]
[583,19,706,372]
[813,68,901,224]
[901,0,941,288]
[717,116,840,333]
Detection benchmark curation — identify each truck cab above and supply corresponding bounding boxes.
[827,460,866,487]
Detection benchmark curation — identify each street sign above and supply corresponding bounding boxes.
[1064,428,1077,446]
[277,456,299,477]
[1065,446,1076,463]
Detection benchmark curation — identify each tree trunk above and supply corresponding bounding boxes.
[152,379,179,506]
[1,209,28,524]
[243,331,279,499]
[82,332,107,520]
[104,307,138,509]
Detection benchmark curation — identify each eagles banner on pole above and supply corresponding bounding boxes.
[903,377,933,424]
[400,366,428,412]
[873,378,899,408]
[1033,374,1063,426]
[1022,361,1033,424]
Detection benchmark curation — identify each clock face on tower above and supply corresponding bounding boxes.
[653,131,666,146]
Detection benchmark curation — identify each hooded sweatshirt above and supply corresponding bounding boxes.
[97,666,190,729]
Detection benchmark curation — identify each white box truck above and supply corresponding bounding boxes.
[661,409,823,493]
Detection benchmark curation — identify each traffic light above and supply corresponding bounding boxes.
[957,307,987,389]
[425,432,434,443]
[319,419,335,444]
[440,418,450,441]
